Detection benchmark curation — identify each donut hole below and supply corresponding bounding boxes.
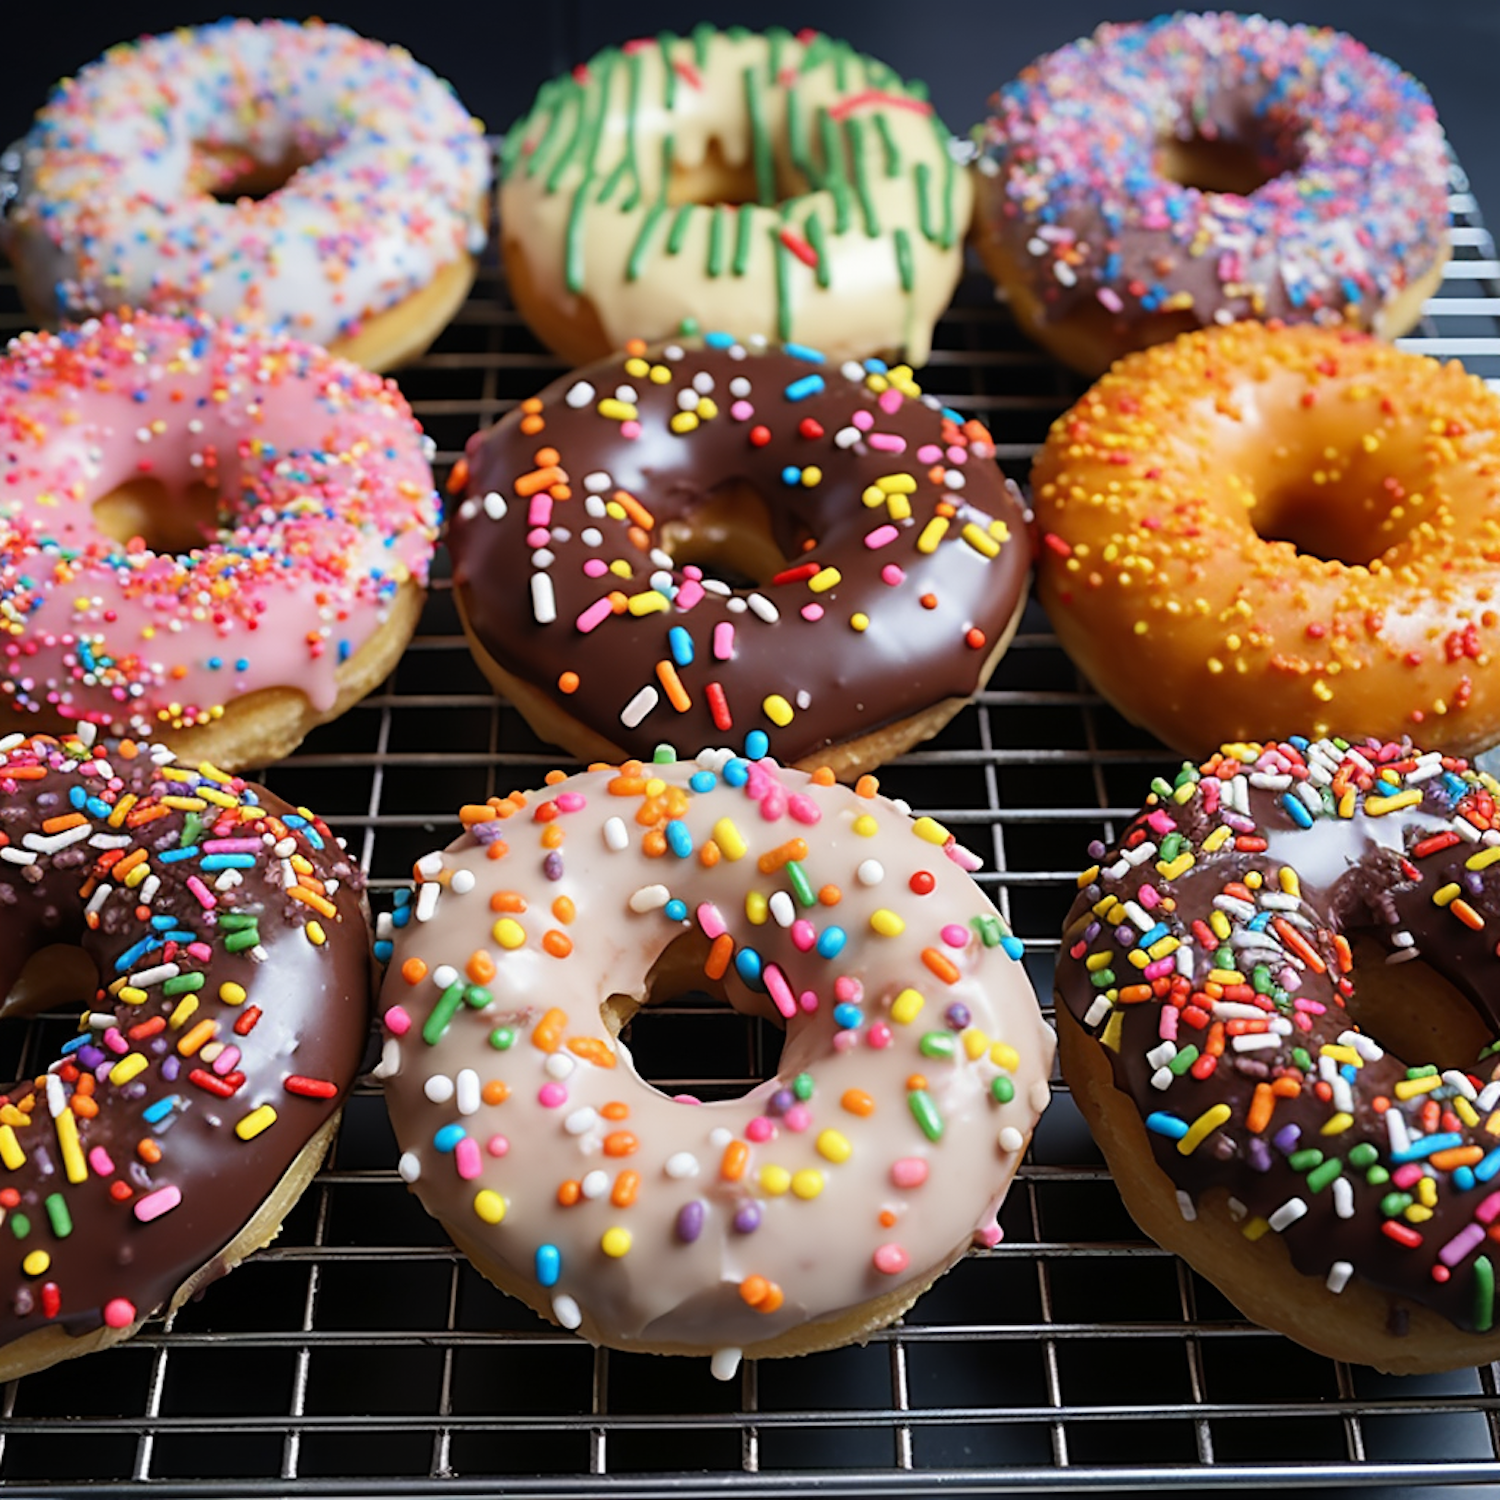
[1155,131,1297,197]
[92,477,223,556]
[189,143,319,205]
[2,943,98,1018]
[666,138,799,208]
[1248,473,1420,565]
[1342,933,1495,1073]
[656,480,817,590]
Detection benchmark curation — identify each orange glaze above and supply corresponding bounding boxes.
[1030,323,1500,757]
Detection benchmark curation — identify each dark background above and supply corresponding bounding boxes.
[1,2,1496,228]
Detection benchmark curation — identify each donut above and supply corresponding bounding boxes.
[1030,321,1500,759]
[1,19,491,372]
[449,334,1030,780]
[1055,733,1500,1373]
[0,725,369,1378]
[0,310,442,772]
[972,13,1450,376]
[499,26,972,368]
[376,751,1054,1374]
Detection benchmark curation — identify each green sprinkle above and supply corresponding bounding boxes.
[785,860,816,908]
[657,32,679,111]
[43,1194,71,1239]
[744,66,776,205]
[1348,1142,1380,1168]
[1167,1045,1199,1076]
[919,1032,956,1060]
[1159,833,1184,862]
[908,1089,944,1142]
[1476,1255,1495,1332]
[707,203,727,278]
[489,1026,516,1051]
[773,224,793,341]
[915,161,937,243]
[816,108,851,233]
[162,972,205,997]
[1406,1064,1439,1079]
[423,983,466,1047]
[991,1076,1015,1105]
[766,26,790,80]
[893,226,914,292]
[1251,964,1273,995]
[652,743,676,763]
[666,203,695,255]
[463,986,492,1009]
[787,85,813,184]
[733,204,755,276]
[10,1214,29,1241]
[1088,968,1116,990]
[1306,1159,1343,1193]
[846,117,880,235]
[564,186,590,294]
[223,929,260,954]
[804,212,830,288]
[1365,1165,1391,1186]
[627,201,666,282]
[874,112,902,176]
[1292,1047,1314,1074]
[793,1072,815,1102]
[180,812,202,849]
[1381,1191,1413,1218]
[1288,1149,1324,1172]
[691,22,713,71]
[218,912,260,932]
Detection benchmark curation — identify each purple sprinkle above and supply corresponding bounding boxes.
[676,1200,705,1243]
[1273,1123,1301,1155]
[543,852,564,881]
[945,1003,971,1032]
[768,1088,795,1117]
[161,1056,180,1082]
[1247,1137,1274,1173]
[733,1203,761,1233]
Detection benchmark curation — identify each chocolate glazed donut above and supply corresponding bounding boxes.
[0,730,370,1377]
[448,336,1031,777]
[1056,736,1500,1373]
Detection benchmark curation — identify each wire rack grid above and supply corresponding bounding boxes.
[0,168,1499,1499]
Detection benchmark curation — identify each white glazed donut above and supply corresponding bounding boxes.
[2,19,491,372]
[377,751,1054,1375]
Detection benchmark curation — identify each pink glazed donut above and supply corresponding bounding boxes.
[0,312,440,770]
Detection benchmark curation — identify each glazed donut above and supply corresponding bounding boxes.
[1056,734,1500,1373]
[377,751,1054,1373]
[1,19,491,372]
[499,26,972,367]
[449,334,1030,779]
[0,311,441,772]
[0,726,369,1378]
[973,13,1450,376]
[1030,322,1500,759]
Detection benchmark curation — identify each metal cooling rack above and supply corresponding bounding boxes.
[0,167,1498,1499]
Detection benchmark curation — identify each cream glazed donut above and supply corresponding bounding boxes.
[377,752,1054,1374]
[0,312,440,772]
[2,19,491,371]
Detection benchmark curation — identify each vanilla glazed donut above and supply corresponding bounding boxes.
[0,311,441,772]
[1057,735,1500,1373]
[1030,322,1500,759]
[499,26,972,367]
[0,726,369,1378]
[449,334,1030,780]
[376,751,1054,1375]
[973,13,1450,376]
[1,19,491,372]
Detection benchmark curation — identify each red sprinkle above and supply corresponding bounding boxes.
[285,1075,340,1100]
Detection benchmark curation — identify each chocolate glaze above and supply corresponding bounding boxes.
[1056,738,1500,1334]
[449,338,1030,766]
[0,732,369,1355]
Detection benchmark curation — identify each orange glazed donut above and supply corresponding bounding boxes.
[1030,323,1500,758]
[377,752,1054,1374]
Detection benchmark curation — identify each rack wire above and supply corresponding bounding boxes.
[0,166,1498,1497]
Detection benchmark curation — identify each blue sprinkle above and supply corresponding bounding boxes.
[780,465,802,486]
[1280,792,1313,829]
[1001,936,1026,961]
[665,820,692,858]
[535,1243,561,1287]
[201,853,256,871]
[393,889,412,907]
[1137,922,1169,949]
[744,730,769,760]
[85,797,111,819]
[337,640,351,664]
[142,1096,180,1125]
[1247,910,1274,931]
[60,1034,90,1056]
[784,342,826,364]
[68,785,87,810]
[433,1124,466,1153]
[114,935,161,973]
[816,926,847,959]
[392,905,412,928]
[150,914,178,931]
[833,1002,862,1029]
[235,658,249,672]
[1455,1166,1478,1193]
[723,758,750,787]
[735,947,765,990]
[1289,736,1310,751]
[689,771,717,793]
[664,898,688,922]
[1391,1131,1465,1164]
[1476,1147,1500,1183]
[704,331,735,348]
[668,625,694,667]
[158,846,201,863]
[373,939,394,964]
[1146,1112,1189,1140]
[784,373,825,402]
[207,656,223,671]
[863,357,889,374]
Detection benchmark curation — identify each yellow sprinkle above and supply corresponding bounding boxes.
[1279,867,1301,898]
[160,795,208,811]
[116,986,147,1007]
[891,988,925,1025]
[597,398,638,422]
[1207,968,1244,986]
[876,474,917,494]
[236,1106,277,1141]
[745,891,768,926]
[123,861,151,889]
[110,1054,148,1085]
[55,1108,85,1184]
[1433,883,1461,908]
[1127,949,1150,971]
[649,364,672,384]
[219,982,247,1006]
[849,612,869,632]
[861,485,885,508]
[305,920,326,946]
[0,1126,25,1171]
[1209,910,1231,941]
[990,1042,1021,1071]
[1085,950,1114,972]
[1076,865,1101,889]
[917,517,949,553]
[107,793,136,827]
[1456,1097,1481,1128]
[1156,853,1194,881]
[960,523,1000,558]
[669,411,699,434]
[1147,935,1180,962]
[808,567,841,593]
[196,787,237,809]
[1394,1074,1443,1100]
[800,466,822,487]
[1241,1216,1271,1241]
[1417,1176,1438,1209]
[695,398,718,420]
[790,1169,825,1200]
[759,1165,791,1196]
[816,1129,852,1164]
[912,816,950,846]
[169,996,199,1030]
[870,908,905,937]
[1405,1204,1434,1224]
[623,357,650,378]
[852,814,879,837]
[1365,789,1422,817]
[473,1190,507,1225]
[1100,1009,1125,1052]
[713,818,747,860]
[885,493,912,522]
[962,1028,990,1060]
[1173,781,1196,805]
[1337,787,1357,818]
[1177,1103,1232,1156]
[22,1251,49,1277]
[1469,847,1500,872]
[1320,1112,1354,1135]
[601,1226,633,1257]
[627,591,671,616]
[1319,1046,1361,1067]
[493,918,526,950]
[763,694,794,727]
